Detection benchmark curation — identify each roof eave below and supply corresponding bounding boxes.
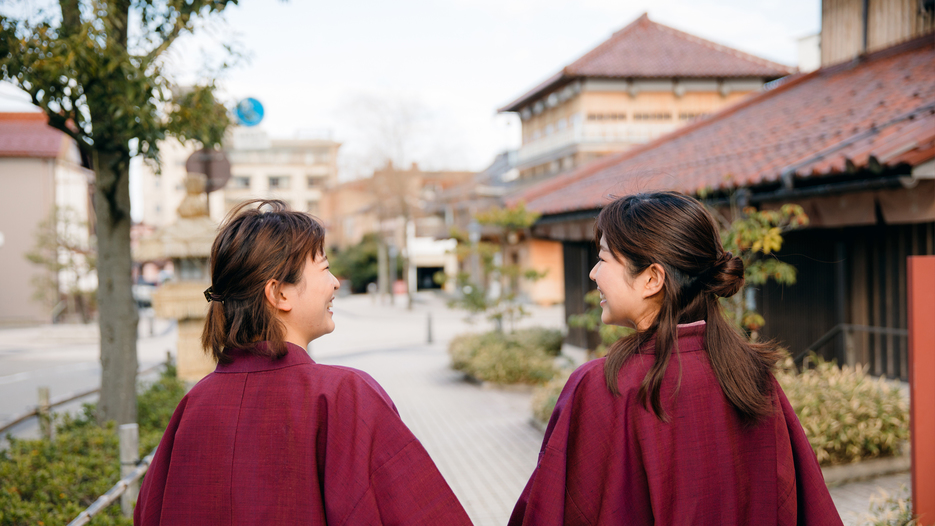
[498,71,570,113]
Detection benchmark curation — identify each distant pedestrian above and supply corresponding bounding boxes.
[509,192,842,526]
[135,200,471,525]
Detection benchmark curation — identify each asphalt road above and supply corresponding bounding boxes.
[0,315,177,441]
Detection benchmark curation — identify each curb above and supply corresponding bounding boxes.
[821,449,912,487]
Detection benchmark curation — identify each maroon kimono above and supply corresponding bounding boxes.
[135,342,472,525]
[509,322,843,526]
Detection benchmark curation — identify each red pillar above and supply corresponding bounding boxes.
[909,255,935,525]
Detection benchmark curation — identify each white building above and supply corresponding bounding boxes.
[223,127,340,217]
[0,110,96,324]
[137,127,341,228]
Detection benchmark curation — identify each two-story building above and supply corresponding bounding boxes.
[489,14,795,306]
[498,13,795,183]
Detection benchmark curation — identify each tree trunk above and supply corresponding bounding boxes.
[94,150,138,425]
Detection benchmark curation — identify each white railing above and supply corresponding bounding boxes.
[517,121,682,165]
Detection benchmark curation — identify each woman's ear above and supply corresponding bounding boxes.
[642,263,666,299]
[264,279,293,312]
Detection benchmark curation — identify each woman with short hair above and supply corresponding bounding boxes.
[135,200,471,525]
[509,192,842,526]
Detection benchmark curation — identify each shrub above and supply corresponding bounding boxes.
[511,327,564,356]
[448,328,560,385]
[776,354,909,466]
[861,487,917,526]
[531,370,571,425]
[0,360,186,525]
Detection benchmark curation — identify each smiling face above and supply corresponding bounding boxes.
[278,252,340,346]
[589,236,662,330]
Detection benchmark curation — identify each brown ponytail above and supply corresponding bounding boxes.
[201,200,325,363]
[596,192,780,426]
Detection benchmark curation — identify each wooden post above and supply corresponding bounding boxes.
[427,312,433,344]
[119,423,140,517]
[37,386,51,440]
[908,256,935,525]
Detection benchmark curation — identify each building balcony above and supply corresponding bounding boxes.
[517,120,682,169]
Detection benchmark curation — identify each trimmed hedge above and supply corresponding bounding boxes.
[776,354,908,466]
[0,361,186,525]
[449,327,562,385]
[531,354,909,467]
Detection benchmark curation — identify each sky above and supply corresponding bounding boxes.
[0,0,821,218]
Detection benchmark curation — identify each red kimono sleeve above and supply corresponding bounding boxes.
[319,366,474,525]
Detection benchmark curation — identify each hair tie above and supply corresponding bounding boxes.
[682,252,735,299]
[204,287,225,303]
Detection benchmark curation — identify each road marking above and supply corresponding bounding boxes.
[0,362,100,386]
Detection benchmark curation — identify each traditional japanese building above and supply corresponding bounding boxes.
[513,18,935,377]
[498,13,794,183]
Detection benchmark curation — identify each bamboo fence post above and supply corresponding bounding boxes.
[37,386,51,440]
[119,423,140,517]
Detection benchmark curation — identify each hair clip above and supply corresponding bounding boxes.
[204,287,224,303]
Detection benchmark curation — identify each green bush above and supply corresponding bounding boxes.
[0,361,186,525]
[448,327,561,385]
[861,487,917,526]
[776,354,909,466]
[531,370,571,425]
[512,327,564,356]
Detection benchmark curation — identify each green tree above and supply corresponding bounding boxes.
[718,203,808,336]
[1,0,236,425]
[329,233,402,294]
[449,202,546,332]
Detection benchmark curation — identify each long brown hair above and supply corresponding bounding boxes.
[201,199,325,363]
[596,191,780,425]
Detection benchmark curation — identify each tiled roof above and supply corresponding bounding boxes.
[513,36,935,216]
[0,112,68,158]
[499,14,795,112]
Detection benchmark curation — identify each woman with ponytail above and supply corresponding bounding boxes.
[509,192,842,526]
[135,200,470,526]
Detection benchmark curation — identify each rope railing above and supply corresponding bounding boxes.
[66,445,158,526]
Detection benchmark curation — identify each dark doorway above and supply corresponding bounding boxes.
[417,266,444,290]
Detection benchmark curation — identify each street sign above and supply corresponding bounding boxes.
[235,98,264,127]
[185,148,232,194]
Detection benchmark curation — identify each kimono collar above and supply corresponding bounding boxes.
[638,320,706,354]
[215,341,315,374]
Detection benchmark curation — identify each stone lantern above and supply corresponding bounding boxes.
[135,173,218,382]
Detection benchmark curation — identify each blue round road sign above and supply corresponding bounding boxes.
[235,98,264,127]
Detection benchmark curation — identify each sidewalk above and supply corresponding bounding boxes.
[319,293,912,526]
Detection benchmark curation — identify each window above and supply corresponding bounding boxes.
[633,112,672,121]
[587,113,627,121]
[268,176,290,190]
[232,176,251,189]
[307,176,321,189]
[306,200,320,216]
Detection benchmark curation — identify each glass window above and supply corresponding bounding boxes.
[268,176,290,190]
[232,176,251,189]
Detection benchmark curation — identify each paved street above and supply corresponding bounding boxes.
[0,291,913,525]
